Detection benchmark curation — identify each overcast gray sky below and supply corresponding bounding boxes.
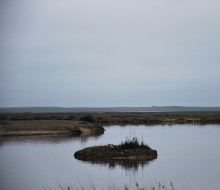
[0,0,220,107]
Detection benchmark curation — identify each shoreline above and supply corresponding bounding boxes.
[0,111,220,136]
[0,120,104,137]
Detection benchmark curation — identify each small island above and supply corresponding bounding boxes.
[74,138,157,162]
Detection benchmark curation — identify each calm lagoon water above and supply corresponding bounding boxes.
[0,124,220,190]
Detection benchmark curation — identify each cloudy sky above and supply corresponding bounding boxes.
[0,0,220,107]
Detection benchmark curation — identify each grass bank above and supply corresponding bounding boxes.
[0,120,104,137]
[0,111,220,136]
[1,111,220,124]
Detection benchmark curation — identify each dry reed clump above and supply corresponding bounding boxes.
[118,137,150,150]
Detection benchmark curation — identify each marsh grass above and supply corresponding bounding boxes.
[50,181,186,190]
[118,137,150,150]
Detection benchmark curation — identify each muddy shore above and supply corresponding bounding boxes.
[0,120,104,136]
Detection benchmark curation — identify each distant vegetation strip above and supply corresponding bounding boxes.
[1,112,220,125]
[1,106,220,113]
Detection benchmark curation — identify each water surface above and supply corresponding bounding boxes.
[0,125,220,190]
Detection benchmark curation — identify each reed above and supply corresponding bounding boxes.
[49,181,186,190]
[118,137,150,150]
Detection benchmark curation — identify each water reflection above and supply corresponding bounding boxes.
[78,158,156,172]
[0,133,103,146]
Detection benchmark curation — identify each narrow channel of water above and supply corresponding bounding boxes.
[0,124,220,190]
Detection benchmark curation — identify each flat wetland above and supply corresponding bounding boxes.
[0,111,220,190]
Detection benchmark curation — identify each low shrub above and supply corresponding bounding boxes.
[79,115,94,123]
